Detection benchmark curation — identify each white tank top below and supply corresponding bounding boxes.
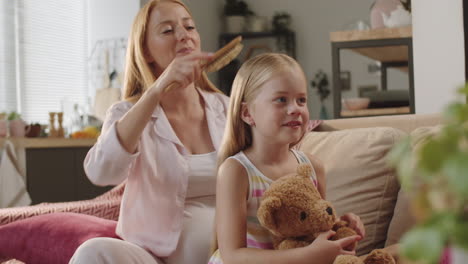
[185,151,217,199]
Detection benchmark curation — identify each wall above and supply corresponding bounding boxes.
[87,0,139,100]
[88,0,138,53]
[185,0,224,84]
[89,1,466,118]
[220,0,409,119]
[413,0,466,114]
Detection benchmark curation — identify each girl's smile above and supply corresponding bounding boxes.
[283,120,303,128]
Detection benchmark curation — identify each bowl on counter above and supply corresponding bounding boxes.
[342,97,370,110]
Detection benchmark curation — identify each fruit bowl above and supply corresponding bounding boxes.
[342,97,370,110]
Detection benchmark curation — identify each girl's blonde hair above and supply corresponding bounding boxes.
[123,0,221,102]
[217,53,305,167]
[211,53,306,254]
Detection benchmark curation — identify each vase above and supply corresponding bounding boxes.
[369,0,401,29]
[9,119,30,137]
[225,16,245,33]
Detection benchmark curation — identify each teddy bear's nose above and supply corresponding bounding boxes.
[326,207,333,215]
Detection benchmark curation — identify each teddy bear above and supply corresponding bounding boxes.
[257,163,395,264]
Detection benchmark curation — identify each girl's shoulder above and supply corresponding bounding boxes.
[217,156,249,187]
[302,151,325,181]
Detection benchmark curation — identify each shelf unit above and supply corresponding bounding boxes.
[330,26,414,118]
[218,31,296,95]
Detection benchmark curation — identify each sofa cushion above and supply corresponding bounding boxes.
[0,212,119,264]
[384,189,415,247]
[300,127,405,255]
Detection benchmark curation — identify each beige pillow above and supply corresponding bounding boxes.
[300,127,406,255]
[384,189,415,246]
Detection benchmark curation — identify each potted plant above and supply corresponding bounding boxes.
[388,84,468,264]
[223,0,253,33]
[310,70,331,119]
[7,111,29,137]
[272,11,292,33]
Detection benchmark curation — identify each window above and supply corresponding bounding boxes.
[0,1,17,112]
[0,0,88,124]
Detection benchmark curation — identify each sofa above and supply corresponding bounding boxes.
[0,113,441,264]
[299,113,441,262]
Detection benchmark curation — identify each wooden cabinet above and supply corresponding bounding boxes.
[1,138,112,205]
[330,26,414,118]
[26,146,111,205]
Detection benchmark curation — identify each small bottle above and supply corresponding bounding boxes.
[71,104,82,133]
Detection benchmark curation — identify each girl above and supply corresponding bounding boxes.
[209,53,364,264]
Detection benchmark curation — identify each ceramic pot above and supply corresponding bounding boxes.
[246,16,267,32]
[370,0,401,29]
[382,5,412,28]
[225,16,245,33]
[25,123,42,137]
[9,119,30,137]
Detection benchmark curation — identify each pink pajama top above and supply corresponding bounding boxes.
[83,89,229,257]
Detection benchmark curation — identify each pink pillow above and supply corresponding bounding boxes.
[307,119,323,131]
[0,212,120,264]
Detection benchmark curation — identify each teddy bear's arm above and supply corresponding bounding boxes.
[276,239,310,250]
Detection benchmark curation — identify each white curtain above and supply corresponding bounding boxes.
[0,0,88,124]
[0,1,18,113]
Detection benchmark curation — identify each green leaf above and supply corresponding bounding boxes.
[453,220,468,249]
[387,138,414,189]
[443,153,468,199]
[400,226,447,264]
[388,137,411,165]
[444,102,468,123]
[7,111,21,121]
[419,140,447,173]
[457,83,468,96]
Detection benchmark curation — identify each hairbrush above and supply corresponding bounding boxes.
[164,36,243,92]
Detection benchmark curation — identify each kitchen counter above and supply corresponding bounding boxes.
[0,137,96,149]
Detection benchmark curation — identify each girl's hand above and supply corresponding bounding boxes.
[308,230,359,262]
[340,213,365,238]
[152,51,214,94]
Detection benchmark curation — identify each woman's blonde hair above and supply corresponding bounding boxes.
[123,0,221,102]
[217,53,304,167]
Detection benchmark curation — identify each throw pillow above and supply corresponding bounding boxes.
[0,212,119,264]
[300,127,406,255]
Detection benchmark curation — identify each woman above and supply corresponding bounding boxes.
[70,0,229,263]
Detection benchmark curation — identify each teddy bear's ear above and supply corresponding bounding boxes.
[257,196,282,231]
[297,164,312,178]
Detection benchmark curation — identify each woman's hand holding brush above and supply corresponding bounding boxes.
[155,51,214,94]
[162,36,243,93]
